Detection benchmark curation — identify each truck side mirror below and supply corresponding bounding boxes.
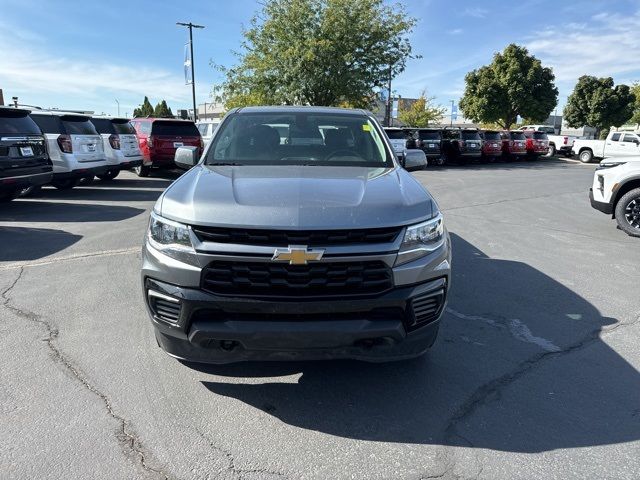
[174,146,199,169]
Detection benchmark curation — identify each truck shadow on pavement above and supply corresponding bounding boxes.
[199,234,640,452]
[0,227,82,262]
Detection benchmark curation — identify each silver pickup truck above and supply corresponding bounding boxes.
[141,106,451,364]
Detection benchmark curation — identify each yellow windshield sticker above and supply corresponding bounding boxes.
[362,124,371,131]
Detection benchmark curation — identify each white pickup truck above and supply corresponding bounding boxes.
[573,131,640,163]
[518,125,577,157]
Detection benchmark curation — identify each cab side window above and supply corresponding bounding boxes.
[611,133,621,141]
[623,134,639,143]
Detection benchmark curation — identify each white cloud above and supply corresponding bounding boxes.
[527,10,640,95]
[463,7,488,18]
[447,28,463,35]
[0,21,190,112]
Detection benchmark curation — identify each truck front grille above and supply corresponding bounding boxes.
[201,260,393,297]
[191,226,401,246]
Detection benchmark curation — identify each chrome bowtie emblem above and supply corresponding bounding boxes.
[272,245,324,265]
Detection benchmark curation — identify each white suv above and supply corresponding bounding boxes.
[196,120,220,145]
[30,111,108,189]
[90,116,143,180]
[590,155,640,236]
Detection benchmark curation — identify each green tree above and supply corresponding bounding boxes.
[133,96,154,117]
[397,91,445,127]
[563,76,635,136]
[215,0,417,108]
[459,44,558,129]
[630,82,640,126]
[153,100,174,118]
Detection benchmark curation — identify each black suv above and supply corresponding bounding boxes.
[441,127,483,163]
[415,128,443,165]
[0,107,52,202]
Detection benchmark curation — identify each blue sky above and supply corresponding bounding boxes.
[1,0,639,117]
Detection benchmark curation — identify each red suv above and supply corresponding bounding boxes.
[129,118,202,177]
[500,131,527,161]
[522,130,550,159]
[480,130,503,162]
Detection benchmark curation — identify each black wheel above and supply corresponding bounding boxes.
[615,188,640,237]
[51,178,78,190]
[546,144,556,157]
[579,149,593,163]
[97,169,120,181]
[0,188,19,202]
[134,165,151,177]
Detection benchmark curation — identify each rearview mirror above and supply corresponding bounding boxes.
[174,146,199,169]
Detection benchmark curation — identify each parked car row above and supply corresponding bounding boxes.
[0,106,204,201]
[383,126,551,166]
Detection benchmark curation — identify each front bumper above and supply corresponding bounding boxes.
[142,239,451,363]
[589,188,614,215]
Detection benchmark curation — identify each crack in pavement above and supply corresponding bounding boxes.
[445,308,561,352]
[444,310,640,448]
[1,267,170,479]
[196,428,287,479]
[0,247,141,271]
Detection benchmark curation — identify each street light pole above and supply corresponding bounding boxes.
[115,99,120,116]
[177,21,205,122]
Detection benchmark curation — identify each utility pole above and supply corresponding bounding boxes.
[177,21,205,122]
[385,65,393,127]
[115,99,120,117]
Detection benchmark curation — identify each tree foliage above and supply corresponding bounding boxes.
[459,44,558,129]
[397,91,445,127]
[563,76,635,134]
[153,100,174,118]
[214,0,417,108]
[133,96,154,118]
[630,82,640,126]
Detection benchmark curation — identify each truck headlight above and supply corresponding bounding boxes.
[396,213,445,265]
[597,161,626,170]
[147,212,198,264]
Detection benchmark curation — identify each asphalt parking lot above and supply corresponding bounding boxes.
[1,158,639,480]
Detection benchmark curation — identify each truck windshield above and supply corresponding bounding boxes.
[384,129,406,139]
[418,131,440,140]
[483,132,501,141]
[206,112,393,167]
[461,131,481,140]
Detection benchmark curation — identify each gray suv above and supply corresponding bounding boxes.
[141,106,451,363]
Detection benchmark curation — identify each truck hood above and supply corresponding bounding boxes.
[158,165,435,229]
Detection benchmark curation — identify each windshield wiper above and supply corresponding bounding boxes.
[207,162,244,166]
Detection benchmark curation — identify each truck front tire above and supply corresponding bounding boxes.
[615,188,640,237]
[579,149,594,163]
